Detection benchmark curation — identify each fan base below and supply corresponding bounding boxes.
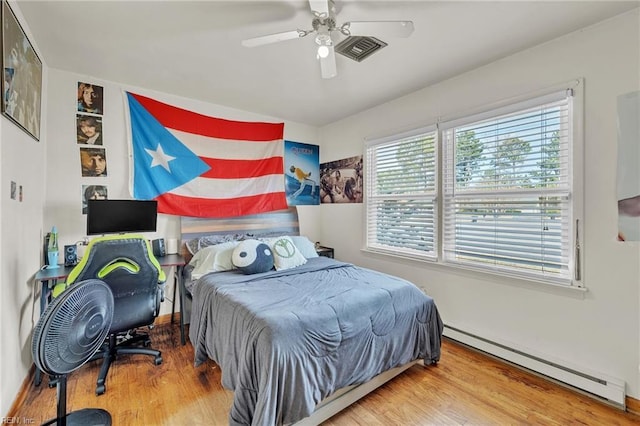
[42,408,111,426]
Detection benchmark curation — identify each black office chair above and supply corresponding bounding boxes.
[67,234,165,395]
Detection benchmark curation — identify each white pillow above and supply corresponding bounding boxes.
[189,241,240,279]
[265,236,307,271]
[291,236,319,259]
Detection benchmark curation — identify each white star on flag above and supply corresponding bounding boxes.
[145,144,176,172]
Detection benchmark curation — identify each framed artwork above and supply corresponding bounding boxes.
[284,140,320,206]
[1,0,42,141]
[320,155,363,204]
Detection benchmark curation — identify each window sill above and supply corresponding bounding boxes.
[361,248,587,299]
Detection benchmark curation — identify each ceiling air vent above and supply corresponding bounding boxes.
[335,36,388,62]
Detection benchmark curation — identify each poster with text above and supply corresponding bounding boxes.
[617,91,640,241]
[284,140,319,205]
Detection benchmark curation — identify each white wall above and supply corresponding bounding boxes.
[2,3,637,418]
[318,10,640,398]
[1,46,320,417]
[0,115,46,417]
[43,69,321,317]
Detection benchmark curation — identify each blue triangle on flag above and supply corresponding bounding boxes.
[127,92,210,200]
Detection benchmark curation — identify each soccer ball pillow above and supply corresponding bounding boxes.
[232,239,274,275]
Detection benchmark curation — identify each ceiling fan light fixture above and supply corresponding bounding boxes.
[315,29,332,59]
[317,45,330,58]
[315,32,331,46]
[241,0,414,79]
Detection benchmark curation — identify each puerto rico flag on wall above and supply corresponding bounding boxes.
[125,92,288,218]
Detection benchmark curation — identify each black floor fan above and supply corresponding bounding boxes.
[32,279,115,426]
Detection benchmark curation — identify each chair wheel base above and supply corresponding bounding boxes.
[154,356,163,365]
[96,384,106,395]
[42,408,111,426]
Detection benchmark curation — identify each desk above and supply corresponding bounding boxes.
[33,254,185,386]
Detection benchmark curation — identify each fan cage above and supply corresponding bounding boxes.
[33,279,114,375]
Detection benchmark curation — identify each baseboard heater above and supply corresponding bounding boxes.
[443,325,626,409]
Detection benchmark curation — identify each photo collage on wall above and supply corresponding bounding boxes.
[77,82,107,213]
[320,155,363,204]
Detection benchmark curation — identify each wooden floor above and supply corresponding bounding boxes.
[12,320,640,425]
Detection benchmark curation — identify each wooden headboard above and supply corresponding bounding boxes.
[180,207,299,257]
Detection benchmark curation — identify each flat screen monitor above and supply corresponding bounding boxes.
[86,199,158,235]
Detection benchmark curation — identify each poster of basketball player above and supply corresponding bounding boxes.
[320,155,363,204]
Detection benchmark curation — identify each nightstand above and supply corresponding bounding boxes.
[316,246,334,258]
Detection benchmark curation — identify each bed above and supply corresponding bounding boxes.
[180,208,443,426]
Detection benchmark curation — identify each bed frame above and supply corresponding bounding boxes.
[180,207,300,243]
[179,207,429,425]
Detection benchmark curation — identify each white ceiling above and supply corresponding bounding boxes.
[16,0,639,126]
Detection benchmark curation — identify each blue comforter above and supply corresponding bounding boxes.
[189,257,442,425]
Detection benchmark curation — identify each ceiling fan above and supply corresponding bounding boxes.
[241,0,414,79]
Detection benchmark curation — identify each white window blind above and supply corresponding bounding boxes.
[441,90,574,283]
[365,128,437,260]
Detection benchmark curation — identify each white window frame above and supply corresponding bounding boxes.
[364,125,438,261]
[363,79,584,287]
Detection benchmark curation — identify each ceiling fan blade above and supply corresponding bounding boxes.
[309,0,329,18]
[241,29,308,48]
[319,46,337,79]
[341,21,414,38]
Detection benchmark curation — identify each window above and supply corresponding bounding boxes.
[365,127,438,260]
[365,82,582,286]
[442,89,577,284]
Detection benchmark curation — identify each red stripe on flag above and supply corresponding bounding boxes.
[129,92,283,141]
[200,156,284,179]
[155,192,288,218]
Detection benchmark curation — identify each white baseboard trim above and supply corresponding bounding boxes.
[444,324,626,409]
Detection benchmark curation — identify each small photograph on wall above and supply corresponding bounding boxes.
[284,140,320,205]
[320,155,363,204]
[79,146,107,177]
[81,184,108,214]
[617,90,640,241]
[77,81,103,115]
[76,114,103,145]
